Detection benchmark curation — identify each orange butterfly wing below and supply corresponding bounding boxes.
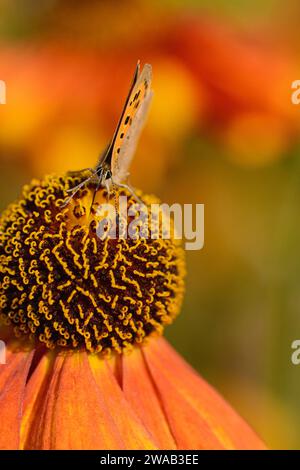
[111,63,153,183]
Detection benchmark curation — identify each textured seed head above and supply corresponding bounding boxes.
[0,174,186,355]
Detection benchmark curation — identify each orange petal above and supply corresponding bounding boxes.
[21,352,54,449]
[143,337,266,450]
[89,354,157,450]
[0,347,34,450]
[122,347,177,449]
[22,351,125,449]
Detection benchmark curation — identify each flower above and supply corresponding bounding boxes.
[0,174,185,353]
[0,174,266,449]
[0,335,266,450]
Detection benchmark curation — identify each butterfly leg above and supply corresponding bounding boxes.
[66,168,99,193]
[61,183,87,208]
[89,168,104,215]
[103,171,112,203]
[61,173,97,207]
[116,181,143,205]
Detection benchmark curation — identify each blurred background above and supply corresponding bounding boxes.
[1,0,300,449]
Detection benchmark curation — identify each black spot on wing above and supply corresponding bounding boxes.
[133,90,141,102]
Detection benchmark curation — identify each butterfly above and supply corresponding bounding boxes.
[63,61,153,209]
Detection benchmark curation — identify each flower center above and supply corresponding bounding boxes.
[0,174,186,354]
